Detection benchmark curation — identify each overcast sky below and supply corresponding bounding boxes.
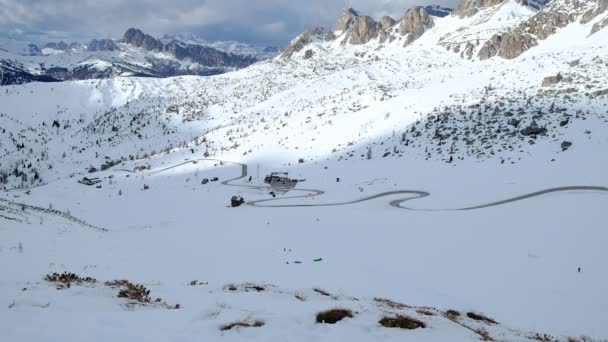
[0,0,459,46]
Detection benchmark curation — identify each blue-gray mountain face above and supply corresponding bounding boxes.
[0,28,278,86]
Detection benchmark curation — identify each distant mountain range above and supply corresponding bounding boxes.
[0,29,279,85]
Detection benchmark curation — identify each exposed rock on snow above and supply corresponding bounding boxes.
[590,16,608,34]
[87,39,119,52]
[400,7,435,47]
[280,28,327,58]
[581,0,608,23]
[333,8,360,32]
[479,29,538,60]
[454,0,508,18]
[479,0,595,60]
[542,74,563,87]
[343,16,380,45]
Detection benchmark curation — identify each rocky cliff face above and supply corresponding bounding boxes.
[122,28,257,68]
[581,0,608,23]
[479,0,596,60]
[123,28,162,51]
[87,39,119,52]
[478,29,538,60]
[591,16,608,34]
[344,16,380,44]
[400,7,435,47]
[280,28,329,58]
[333,8,360,32]
[454,0,507,18]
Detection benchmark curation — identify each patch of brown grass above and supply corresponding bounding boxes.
[445,309,461,319]
[105,279,180,309]
[316,308,354,324]
[220,320,264,331]
[467,312,498,325]
[416,309,435,316]
[373,297,411,309]
[379,315,426,330]
[45,272,96,289]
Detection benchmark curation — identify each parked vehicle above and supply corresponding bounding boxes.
[211,177,219,182]
[202,178,209,184]
[231,196,245,207]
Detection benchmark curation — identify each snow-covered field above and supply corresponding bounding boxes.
[1,0,608,341]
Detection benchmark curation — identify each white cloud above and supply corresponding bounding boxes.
[0,0,460,45]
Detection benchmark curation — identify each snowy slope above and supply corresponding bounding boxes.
[1,0,608,341]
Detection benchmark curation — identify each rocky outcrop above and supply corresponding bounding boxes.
[453,0,506,18]
[123,28,162,51]
[400,7,434,46]
[590,16,608,35]
[581,0,608,24]
[478,29,538,60]
[345,16,380,44]
[378,16,397,43]
[379,16,396,31]
[122,28,257,68]
[43,41,69,51]
[333,8,360,32]
[280,28,327,58]
[479,0,593,60]
[542,73,563,87]
[88,39,119,52]
[424,5,453,17]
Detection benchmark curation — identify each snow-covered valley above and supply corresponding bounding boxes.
[1,0,608,341]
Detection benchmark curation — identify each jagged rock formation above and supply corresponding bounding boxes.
[581,0,608,23]
[280,28,327,58]
[379,16,396,31]
[334,8,360,32]
[87,39,119,52]
[424,5,453,17]
[344,16,380,44]
[478,29,538,60]
[479,0,596,60]
[123,28,162,51]
[379,16,397,43]
[122,28,256,68]
[454,0,507,18]
[400,7,435,46]
[43,41,69,51]
[591,16,608,34]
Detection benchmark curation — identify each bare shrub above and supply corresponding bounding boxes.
[105,279,179,309]
[374,297,411,309]
[316,308,354,324]
[45,272,96,289]
[446,309,461,319]
[467,312,498,324]
[416,309,435,316]
[379,315,426,330]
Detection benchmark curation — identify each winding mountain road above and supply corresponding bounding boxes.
[135,158,608,211]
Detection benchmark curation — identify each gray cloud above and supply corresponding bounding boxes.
[0,0,460,46]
